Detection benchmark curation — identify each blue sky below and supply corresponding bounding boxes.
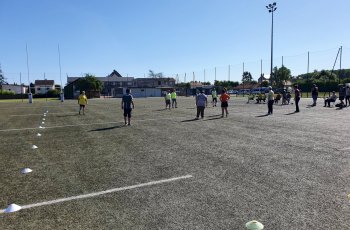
[0,0,349,86]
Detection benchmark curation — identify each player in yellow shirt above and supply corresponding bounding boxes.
[78,91,88,115]
[171,89,177,108]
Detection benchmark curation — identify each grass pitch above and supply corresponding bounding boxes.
[0,97,349,229]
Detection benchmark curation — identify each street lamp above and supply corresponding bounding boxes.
[266,2,277,86]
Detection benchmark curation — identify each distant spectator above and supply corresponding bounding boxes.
[294,85,301,112]
[346,85,350,106]
[274,92,281,104]
[267,86,274,115]
[311,84,319,106]
[324,91,337,107]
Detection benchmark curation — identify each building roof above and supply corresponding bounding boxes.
[35,80,54,86]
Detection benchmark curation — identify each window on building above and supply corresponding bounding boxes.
[38,88,41,91]
[158,81,161,86]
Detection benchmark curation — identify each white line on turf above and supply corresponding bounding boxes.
[0,175,193,213]
[10,112,77,117]
[0,117,179,132]
[338,147,350,151]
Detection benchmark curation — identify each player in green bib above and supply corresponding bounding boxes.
[171,89,177,108]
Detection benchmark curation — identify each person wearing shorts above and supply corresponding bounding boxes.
[212,88,218,107]
[219,89,230,117]
[165,90,171,110]
[171,89,177,108]
[121,89,134,126]
[78,91,88,115]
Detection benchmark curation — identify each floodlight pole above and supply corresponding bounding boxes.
[266,2,277,86]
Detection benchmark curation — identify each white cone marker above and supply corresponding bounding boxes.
[21,168,33,174]
[37,133,42,137]
[246,220,264,230]
[41,122,45,124]
[32,145,38,149]
[39,126,45,129]
[4,203,22,213]
[43,114,46,117]
[42,118,45,121]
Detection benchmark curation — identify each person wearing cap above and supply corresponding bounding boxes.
[195,90,208,119]
[78,91,88,115]
[311,84,319,106]
[219,88,230,117]
[294,85,301,112]
[324,91,337,107]
[267,86,274,115]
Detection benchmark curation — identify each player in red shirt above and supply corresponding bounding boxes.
[219,89,230,118]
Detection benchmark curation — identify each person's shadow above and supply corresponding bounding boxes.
[256,114,269,117]
[181,118,199,122]
[284,111,298,115]
[89,125,124,131]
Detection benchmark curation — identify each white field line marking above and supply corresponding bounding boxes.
[10,112,77,117]
[0,175,193,213]
[338,147,350,151]
[0,117,180,132]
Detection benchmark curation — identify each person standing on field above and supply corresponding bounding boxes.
[267,86,274,115]
[219,88,230,118]
[211,88,218,107]
[195,90,208,119]
[165,90,171,110]
[294,85,301,112]
[78,91,88,115]
[121,88,135,126]
[171,89,177,108]
[311,84,319,106]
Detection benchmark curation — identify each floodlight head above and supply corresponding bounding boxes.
[265,6,269,9]
[274,7,277,11]
[269,4,272,7]
[273,2,276,6]
[4,204,22,213]
[269,9,272,12]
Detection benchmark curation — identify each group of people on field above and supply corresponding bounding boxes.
[77,83,350,125]
[194,88,230,119]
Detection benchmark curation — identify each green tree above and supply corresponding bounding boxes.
[271,66,292,87]
[0,64,7,92]
[76,74,103,92]
[148,70,163,78]
[261,80,269,87]
[242,71,253,83]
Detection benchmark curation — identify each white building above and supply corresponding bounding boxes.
[34,80,55,94]
[1,84,28,94]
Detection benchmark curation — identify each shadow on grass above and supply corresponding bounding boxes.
[185,107,195,109]
[153,109,168,111]
[284,111,298,115]
[181,118,198,122]
[89,125,124,132]
[204,117,223,121]
[56,114,79,117]
[207,114,222,118]
[256,114,269,117]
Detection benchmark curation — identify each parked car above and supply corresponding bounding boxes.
[227,90,238,94]
[237,89,251,95]
[251,87,269,94]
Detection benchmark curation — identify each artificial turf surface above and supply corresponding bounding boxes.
[0,96,349,229]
